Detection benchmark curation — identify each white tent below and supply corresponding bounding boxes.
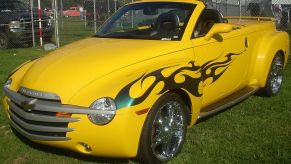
[272,0,291,4]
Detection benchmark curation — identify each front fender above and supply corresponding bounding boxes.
[248,31,289,87]
[66,48,203,157]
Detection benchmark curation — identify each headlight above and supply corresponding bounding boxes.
[88,97,116,125]
[4,79,12,89]
[9,21,21,29]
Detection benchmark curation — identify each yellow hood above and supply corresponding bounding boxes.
[20,37,190,102]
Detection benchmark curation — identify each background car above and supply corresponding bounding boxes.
[63,7,80,17]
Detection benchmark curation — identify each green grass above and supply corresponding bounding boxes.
[0,27,290,163]
[56,17,97,46]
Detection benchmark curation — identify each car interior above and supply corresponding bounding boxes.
[193,9,223,38]
[152,12,181,39]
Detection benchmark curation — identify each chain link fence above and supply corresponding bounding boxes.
[0,0,54,49]
[205,0,291,28]
[0,0,290,50]
[55,0,133,46]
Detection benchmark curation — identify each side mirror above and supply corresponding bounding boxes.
[204,23,233,41]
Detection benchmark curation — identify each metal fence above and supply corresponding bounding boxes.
[0,0,290,50]
[0,0,54,49]
[206,0,291,27]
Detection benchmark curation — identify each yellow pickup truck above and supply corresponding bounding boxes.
[2,0,289,163]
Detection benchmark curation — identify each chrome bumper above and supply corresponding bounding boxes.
[3,87,115,141]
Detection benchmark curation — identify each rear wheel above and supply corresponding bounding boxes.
[261,53,284,96]
[0,33,8,49]
[137,93,188,163]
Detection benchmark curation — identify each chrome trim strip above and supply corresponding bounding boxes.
[35,101,116,115]
[19,87,61,101]
[7,100,80,123]
[9,119,71,141]
[3,87,115,115]
[9,110,74,133]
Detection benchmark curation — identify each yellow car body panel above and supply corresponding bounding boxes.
[2,0,289,159]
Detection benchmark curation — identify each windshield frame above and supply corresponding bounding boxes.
[95,2,196,41]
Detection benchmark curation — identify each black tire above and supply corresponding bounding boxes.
[0,33,9,49]
[137,93,189,163]
[261,53,284,96]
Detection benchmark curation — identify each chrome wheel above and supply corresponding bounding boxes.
[269,55,283,94]
[151,100,185,161]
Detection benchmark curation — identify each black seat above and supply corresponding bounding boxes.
[152,12,180,38]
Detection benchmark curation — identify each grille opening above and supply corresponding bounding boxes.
[10,109,69,128]
[11,118,66,137]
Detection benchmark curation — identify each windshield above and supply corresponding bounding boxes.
[0,1,28,12]
[96,2,195,41]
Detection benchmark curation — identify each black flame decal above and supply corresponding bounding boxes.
[115,51,245,109]
[201,52,243,86]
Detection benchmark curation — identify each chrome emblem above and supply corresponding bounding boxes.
[19,87,60,100]
[21,99,37,112]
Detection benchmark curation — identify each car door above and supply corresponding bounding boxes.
[191,9,249,107]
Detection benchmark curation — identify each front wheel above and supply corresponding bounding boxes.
[137,93,188,163]
[261,53,284,96]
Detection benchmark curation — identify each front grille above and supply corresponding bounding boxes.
[21,18,49,30]
[17,18,51,43]
[3,86,115,141]
[6,89,78,141]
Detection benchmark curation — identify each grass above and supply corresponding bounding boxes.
[56,17,97,46]
[0,23,290,163]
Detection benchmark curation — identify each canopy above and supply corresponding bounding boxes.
[272,0,291,4]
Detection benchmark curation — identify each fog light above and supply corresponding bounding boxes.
[76,142,92,153]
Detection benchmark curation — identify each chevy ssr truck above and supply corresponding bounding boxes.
[2,0,289,163]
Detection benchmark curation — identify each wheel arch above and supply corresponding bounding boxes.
[248,31,289,88]
[169,88,202,127]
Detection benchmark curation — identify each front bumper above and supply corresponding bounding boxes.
[2,86,146,157]
[8,28,53,45]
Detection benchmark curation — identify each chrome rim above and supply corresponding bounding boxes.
[270,55,283,94]
[151,101,185,161]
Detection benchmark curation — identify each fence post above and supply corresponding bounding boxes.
[93,0,97,33]
[54,0,60,48]
[245,0,248,16]
[30,0,35,47]
[226,0,228,16]
[60,0,64,29]
[238,0,242,18]
[84,10,87,28]
[108,0,110,18]
[37,0,43,47]
[114,0,117,12]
